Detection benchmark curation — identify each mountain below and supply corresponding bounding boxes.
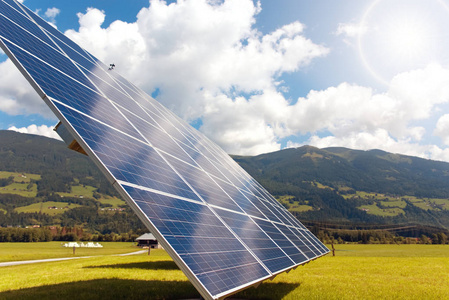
[1,130,449,233]
[0,130,145,235]
[233,146,449,229]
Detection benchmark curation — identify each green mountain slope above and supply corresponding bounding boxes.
[1,130,449,232]
[233,146,449,228]
[0,130,144,234]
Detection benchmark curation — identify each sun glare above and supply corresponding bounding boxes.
[386,18,428,60]
[358,0,449,86]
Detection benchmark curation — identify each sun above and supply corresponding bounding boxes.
[358,0,449,86]
[385,17,429,60]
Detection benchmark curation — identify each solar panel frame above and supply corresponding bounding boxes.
[0,1,329,299]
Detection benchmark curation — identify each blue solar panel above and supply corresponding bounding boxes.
[0,1,329,299]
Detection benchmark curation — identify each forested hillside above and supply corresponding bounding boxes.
[1,130,449,239]
[0,130,145,238]
[233,146,449,229]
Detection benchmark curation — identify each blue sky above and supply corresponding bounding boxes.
[2,0,449,161]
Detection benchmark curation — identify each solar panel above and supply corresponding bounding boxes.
[0,1,329,298]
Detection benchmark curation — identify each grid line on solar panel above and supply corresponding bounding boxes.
[0,1,54,46]
[265,203,294,226]
[123,183,288,271]
[124,185,270,296]
[273,223,310,262]
[212,179,267,219]
[118,108,202,167]
[48,33,98,68]
[192,254,269,296]
[0,14,99,89]
[0,10,123,107]
[2,0,21,11]
[52,101,202,201]
[146,105,221,161]
[298,229,324,253]
[17,1,100,69]
[1,40,146,142]
[120,181,203,206]
[127,98,207,154]
[290,227,321,257]
[302,230,328,254]
[6,31,210,207]
[282,227,316,259]
[214,208,299,274]
[163,155,246,213]
[241,191,282,224]
[250,218,299,269]
[104,105,256,214]
[141,109,256,193]
[71,61,162,124]
[303,231,325,255]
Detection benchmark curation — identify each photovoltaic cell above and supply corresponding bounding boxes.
[0,1,329,299]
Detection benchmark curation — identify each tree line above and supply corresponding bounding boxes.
[0,226,146,243]
[315,229,448,245]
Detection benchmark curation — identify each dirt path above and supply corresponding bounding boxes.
[0,250,147,267]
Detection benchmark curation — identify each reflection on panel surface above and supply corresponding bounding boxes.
[0,1,329,299]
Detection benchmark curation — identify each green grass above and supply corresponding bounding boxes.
[0,242,140,263]
[57,185,97,198]
[407,198,449,211]
[0,171,40,197]
[0,171,41,183]
[0,244,448,299]
[96,196,126,208]
[312,181,334,190]
[14,202,82,216]
[358,204,404,217]
[427,198,449,210]
[380,199,407,208]
[0,182,37,197]
[277,196,314,213]
[412,200,432,210]
[289,205,314,213]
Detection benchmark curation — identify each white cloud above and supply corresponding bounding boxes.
[4,0,449,162]
[336,22,367,38]
[434,114,449,146]
[282,64,449,161]
[43,7,60,27]
[286,131,449,162]
[8,124,61,140]
[45,7,60,20]
[64,0,328,155]
[0,59,55,119]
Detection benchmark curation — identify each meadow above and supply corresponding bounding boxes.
[0,243,448,299]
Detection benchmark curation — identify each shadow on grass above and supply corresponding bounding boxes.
[0,278,198,300]
[233,281,300,300]
[84,260,179,270]
[0,278,299,300]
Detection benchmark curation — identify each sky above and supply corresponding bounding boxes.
[3,0,449,161]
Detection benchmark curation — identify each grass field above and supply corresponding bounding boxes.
[277,196,314,214]
[358,204,404,217]
[14,202,82,216]
[0,172,39,197]
[0,182,37,197]
[0,242,140,262]
[0,244,448,299]
[96,195,126,208]
[0,171,41,182]
[57,185,97,198]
